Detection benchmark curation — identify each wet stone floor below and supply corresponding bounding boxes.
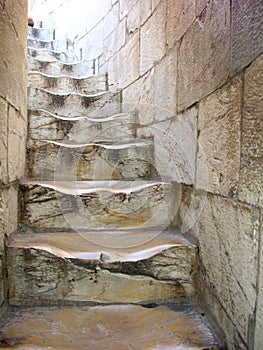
[0,304,220,349]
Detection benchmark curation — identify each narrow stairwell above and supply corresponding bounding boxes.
[0,25,224,349]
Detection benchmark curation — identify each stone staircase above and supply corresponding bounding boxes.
[0,25,225,349]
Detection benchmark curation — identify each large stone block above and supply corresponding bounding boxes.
[153,46,177,122]
[196,76,242,197]
[27,140,156,180]
[239,55,263,206]
[122,69,154,125]
[231,0,263,75]
[0,186,18,250]
[7,247,190,305]
[102,18,126,63]
[108,31,140,89]
[0,97,8,183]
[0,255,3,307]
[166,0,195,48]
[140,1,166,75]
[138,106,198,184]
[20,180,177,231]
[8,106,27,182]
[196,195,259,343]
[0,10,27,113]
[178,0,230,111]
[255,210,263,349]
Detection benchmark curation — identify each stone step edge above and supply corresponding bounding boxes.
[27,138,152,150]
[20,179,171,196]
[28,46,78,56]
[28,54,93,66]
[28,108,131,122]
[7,230,197,263]
[28,71,106,81]
[32,87,110,99]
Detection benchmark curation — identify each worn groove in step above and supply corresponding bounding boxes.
[28,56,94,77]
[21,179,168,195]
[28,88,120,115]
[0,304,222,349]
[8,230,196,261]
[28,72,107,94]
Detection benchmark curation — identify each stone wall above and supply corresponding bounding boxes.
[26,0,262,348]
[76,1,263,348]
[0,0,28,308]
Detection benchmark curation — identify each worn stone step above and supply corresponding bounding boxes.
[20,180,179,231]
[0,304,222,349]
[27,139,156,180]
[7,230,197,305]
[28,38,69,52]
[28,26,55,41]
[28,47,80,63]
[28,56,94,76]
[28,88,120,116]
[28,109,136,143]
[28,72,107,94]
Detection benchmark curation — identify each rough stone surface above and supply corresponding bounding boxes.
[140,1,166,75]
[20,181,177,231]
[196,76,242,197]
[166,0,195,48]
[178,0,230,111]
[0,4,27,114]
[239,55,263,206]
[0,305,221,349]
[196,194,259,344]
[153,46,177,121]
[122,69,154,125]
[28,109,134,143]
[8,105,27,182]
[255,211,263,349]
[28,73,107,94]
[27,140,156,180]
[28,88,120,116]
[7,248,187,305]
[196,0,209,15]
[0,186,18,250]
[231,0,263,74]
[108,31,140,89]
[0,97,8,183]
[0,256,3,307]
[138,106,198,184]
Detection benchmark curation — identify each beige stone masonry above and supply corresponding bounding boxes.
[196,194,259,344]
[122,68,154,125]
[177,0,230,111]
[0,186,18,251]
[196,76,242,196]
[167,0,195,48]
[108,31,140,89]
[138,106,197,184]
[140,1,166,75]
[231,0,263,75]
[239,54,263,206]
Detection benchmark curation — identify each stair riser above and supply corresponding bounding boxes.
[7,247,194,306]
[27,142,156,180]
[28,111,135,143]
[28,38,68,52]
[28,48,80,64]
[20,183,177,231]
[28,27,54,41]
[28,56,94,77]
[28,88,120,116]
[28,73,107,94]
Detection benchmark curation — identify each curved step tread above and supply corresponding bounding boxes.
[28,72,107,94]
[21,179,168,195]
